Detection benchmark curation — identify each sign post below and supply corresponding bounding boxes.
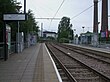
[3,13,26,60]
[2,0,26,60]
[3,22,8,61]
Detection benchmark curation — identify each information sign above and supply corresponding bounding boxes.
[3,14,26,21]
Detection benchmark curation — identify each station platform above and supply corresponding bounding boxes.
[0,43,61,82]
[66,43,110,54]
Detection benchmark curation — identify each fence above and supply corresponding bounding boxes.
[0,42,16,59]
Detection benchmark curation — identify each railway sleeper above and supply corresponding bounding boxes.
[65,65,84,69]
[58,69,68,76]
[68,69,91,73]
[75,76,103,82]
[61,77,70,82]
[58,71,67,77]
[58,70,69,81]
[66,67,84,69]
[72,73,98,78]
[58,69,74,81]
[71,72,97,77]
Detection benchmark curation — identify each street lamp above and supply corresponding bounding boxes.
[74,29,76,35]
[82,26,85,33]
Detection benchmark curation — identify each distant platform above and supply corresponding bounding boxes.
[65,43,110,54]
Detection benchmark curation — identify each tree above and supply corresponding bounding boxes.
[0,0,19,42]
[57,16,73,43]
[19,9,39,42]
[20,9,39,34]
[0,1,39,42]
[10,9,39,42]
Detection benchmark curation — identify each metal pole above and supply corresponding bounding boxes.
[41,23,43,37]
[93,0,98,33]
[101,0,108,42]
[18,21,20,53]
[101,0,108,32]
[24,0,26,14]
[3,22,8,61]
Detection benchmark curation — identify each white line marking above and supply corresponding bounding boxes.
[44,44,63,82]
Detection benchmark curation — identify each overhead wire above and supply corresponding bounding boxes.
[71,0,102,20]
[71,5,93,20]
[49,0,66,28]
[52,0,66,19]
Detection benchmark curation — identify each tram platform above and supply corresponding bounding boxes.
[67,43,110,54]
[0,43,61,82]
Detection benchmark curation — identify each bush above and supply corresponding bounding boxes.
[59,38,69,43]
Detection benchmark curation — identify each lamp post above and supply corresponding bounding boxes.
[41,23,43,37]
[16,6,22,53]
[98,22,100,32]
[24,0,26,14]
[74,29,76,35]
[16,0,26,52]
[73,29,76,44]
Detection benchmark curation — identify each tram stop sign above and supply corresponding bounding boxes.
[3,13,27,21]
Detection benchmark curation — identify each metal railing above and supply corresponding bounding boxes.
[10,42,16,54]
[0,41,36,59]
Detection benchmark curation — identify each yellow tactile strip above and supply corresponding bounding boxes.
[33,44,44,82]
[33,43,59,82]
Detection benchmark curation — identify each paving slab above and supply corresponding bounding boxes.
[0,43,61,82]
[32,43,60,82]
[0,44,41,82]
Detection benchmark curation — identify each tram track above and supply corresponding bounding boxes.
[46,43,76,82]
[54,43,110,77]
[55,43,110,65]
[51,43,110,79]
[63,43,110,61]
[46,43,110,82]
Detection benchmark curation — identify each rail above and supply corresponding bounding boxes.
[50,43,110,81]
[46,43,77,82]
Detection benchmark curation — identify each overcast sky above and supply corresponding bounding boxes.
[18,0,110,35]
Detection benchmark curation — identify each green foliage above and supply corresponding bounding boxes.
[47,36,55,40]
[20,9,39,34]
[57,16,73,43]
[0,1,39,42]
[16,9,39,42]
[59,38,69,43]
[0,0,18,42]
[0,0,18,13]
